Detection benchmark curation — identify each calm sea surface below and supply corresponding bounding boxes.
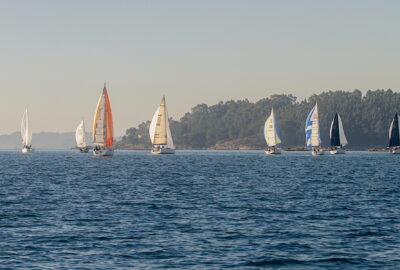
[1,150,399,269]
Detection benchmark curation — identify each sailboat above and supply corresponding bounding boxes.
[388,113,400,154]
[21,108,33,153]
[305,103,324,155]
[264,108,282,154]
[149,96,175,154]
[75,120,89,153]
[329,113,348,154]
[92,83,114,157]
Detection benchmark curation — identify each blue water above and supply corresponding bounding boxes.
[1,150,400,269]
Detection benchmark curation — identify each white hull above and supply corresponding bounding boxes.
[93,147,114,157]
[22,146,33,154]
[389,148,400,154]
[312,148,324,156]
[151,147,175,155]
[265,148,281,155]
[330,148,345,155]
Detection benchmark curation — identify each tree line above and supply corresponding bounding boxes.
[117,89,400,149]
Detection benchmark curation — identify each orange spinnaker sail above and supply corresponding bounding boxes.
[93,84,114,147]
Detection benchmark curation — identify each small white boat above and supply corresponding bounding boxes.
[305,104,323,155]
[388,113,400,154]
[75,120,89,153]
[149,96,175,155]
[21,108,33,154]
[329,113,348,154]
[312,148,325,156]
[264,108,282,155]
[92,83,114,157]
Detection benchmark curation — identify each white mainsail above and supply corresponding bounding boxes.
[75,120,87,148]
[264,108,281,147]
[149,96,174,149]
[337,114,348,146]
[21,108,32,147]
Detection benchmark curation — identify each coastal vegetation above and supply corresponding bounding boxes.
[117,89,400,149]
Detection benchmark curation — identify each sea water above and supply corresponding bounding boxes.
[1,150,399,269]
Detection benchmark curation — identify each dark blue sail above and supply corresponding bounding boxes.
[389,113,400,147]
[330,113,340,147]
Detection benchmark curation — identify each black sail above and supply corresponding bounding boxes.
[389,113,400,147]
[330,113,341,147]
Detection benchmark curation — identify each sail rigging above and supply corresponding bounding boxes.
[75,120,87,148]
[264,108,281,147]
[149,96,174,149]
[330,113,348,147]
[305,104,321,148]
[93,84,114,147]
[389,113,400,147]
[21,108,32,147]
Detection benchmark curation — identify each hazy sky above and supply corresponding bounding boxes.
[1,0,400,135]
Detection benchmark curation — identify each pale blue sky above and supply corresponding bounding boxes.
[1,0,400,135]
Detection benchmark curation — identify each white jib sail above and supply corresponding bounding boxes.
[310,104,320,147]
[264,108,281,147]
[21,109,32,146]
[75,120,87,148]
[337,114,348,146]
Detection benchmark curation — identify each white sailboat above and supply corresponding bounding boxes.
[75,120,89,153]
[92,83,114,157]
[388,113,400,154]
[329,113,348,154]
[305,103,324,155]
[264,108,282,154]
[149,96,175,154]
[21,108,33,153]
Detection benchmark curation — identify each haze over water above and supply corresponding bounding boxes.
[1,150,399,269]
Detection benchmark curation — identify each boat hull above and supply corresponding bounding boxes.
[151,147,175,155]
[93,147,114,157]
[79,147,89,153]
[22,146,33,154]
[330,148,345,155]
[389,148,400,154]
[265,148,281,155]
[312,148,324,156]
